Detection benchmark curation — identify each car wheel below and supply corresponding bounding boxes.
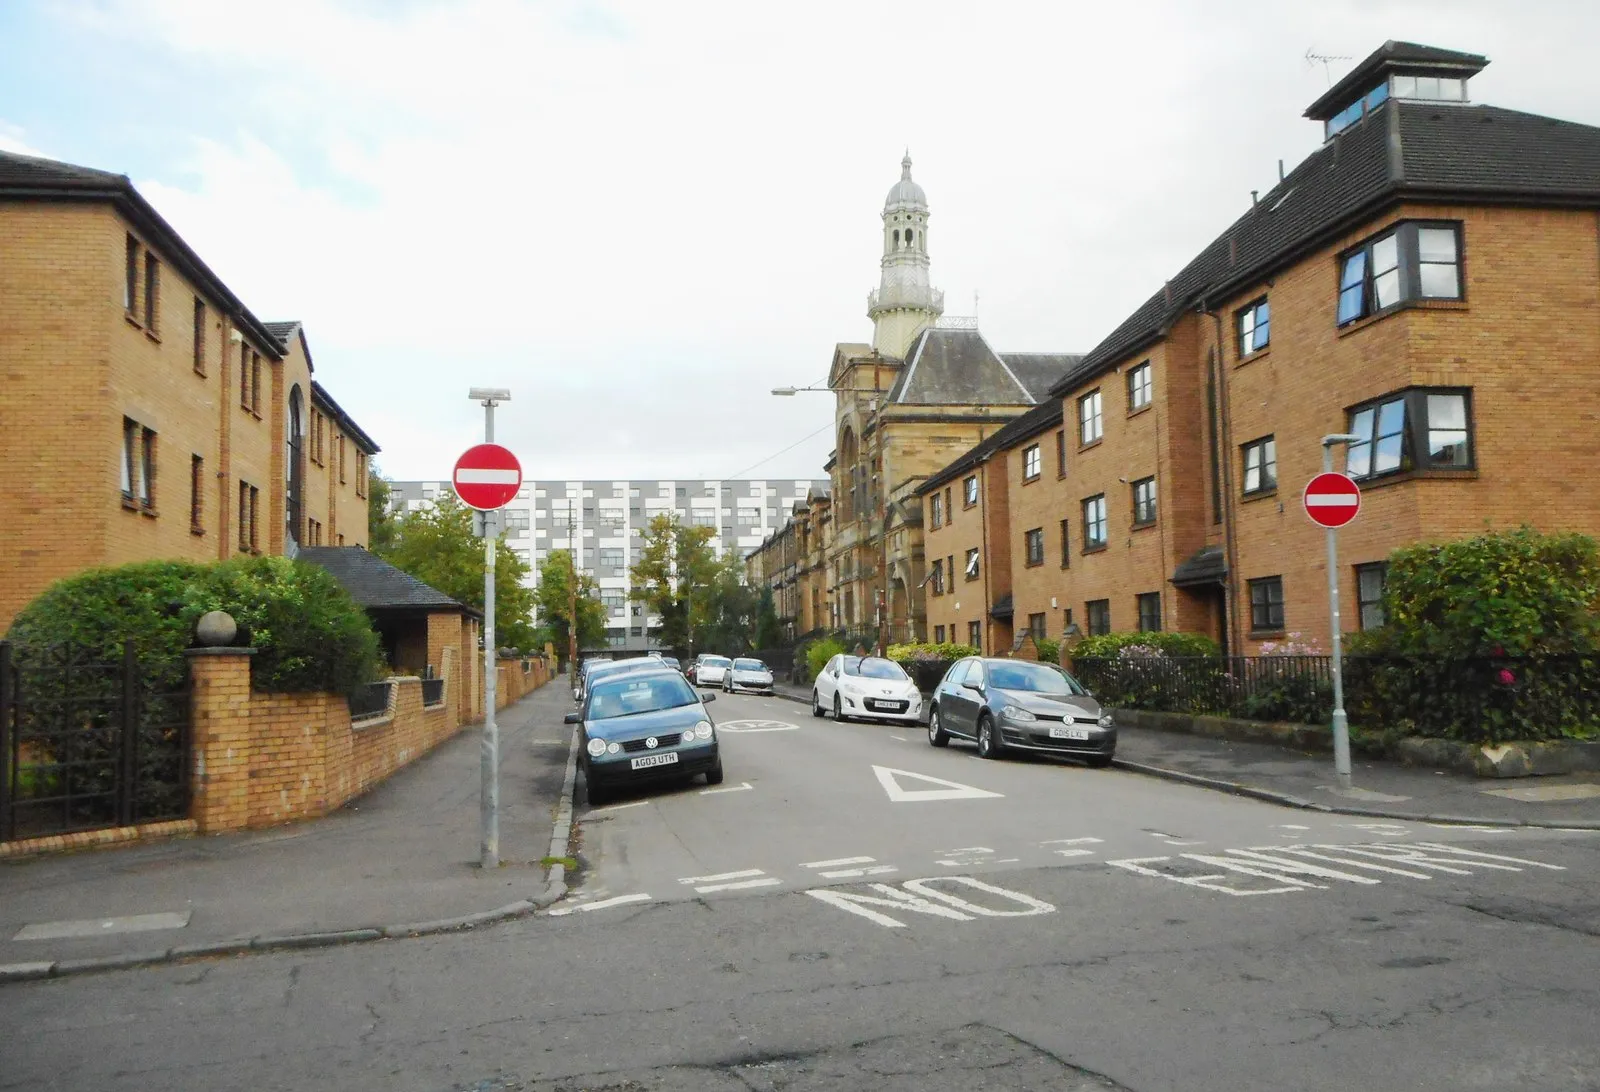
[927,706,950,747]
[833,694,848,723]
[812,690,825,718]
[1086,754,1114,769]
[977,716,1002,760]
[705,759,725,786]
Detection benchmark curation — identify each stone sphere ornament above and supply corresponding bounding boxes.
[195,610,239,648]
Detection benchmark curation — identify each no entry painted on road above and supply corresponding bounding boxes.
[453,443,522,511]
[1302,471,1361,529]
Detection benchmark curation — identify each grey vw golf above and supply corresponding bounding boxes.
[565,669,723,806]
[927,657,1115,766]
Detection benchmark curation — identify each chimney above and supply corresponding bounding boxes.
[1278,158,1286,182]
[1229,236,1238,266]
[1250,190,1259,206]
[1163,280,1173,306]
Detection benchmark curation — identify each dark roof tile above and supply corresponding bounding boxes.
[297,547,467,613]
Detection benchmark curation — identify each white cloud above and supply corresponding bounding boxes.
[0,121,47,157]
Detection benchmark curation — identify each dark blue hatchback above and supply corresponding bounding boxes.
[565,669,723,805]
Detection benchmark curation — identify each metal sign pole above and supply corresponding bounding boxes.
[1322,442,1353,791]
[481,402,500,870]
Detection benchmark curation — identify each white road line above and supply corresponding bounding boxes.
[591,800,649,812]
[679,868,764,885]
[547,894,652,916]
[802,856,876,868]
[695,878,783,894]
[1041,837,1104,846]
[700,782,753,795]
[819,865,899,879]
[1051,849,1097,859]
[890,735,908,741]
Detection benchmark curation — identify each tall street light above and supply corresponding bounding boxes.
[773,383,892,654]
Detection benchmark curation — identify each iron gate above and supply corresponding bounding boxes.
[0,640,191,842]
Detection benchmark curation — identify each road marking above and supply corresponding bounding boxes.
[890,735,908,741]
[679,869,764,884]
[807,875,1056,928]
[820,865,899,879]
[694,878,782,893]
[718,719,800,733]
[1147,831,1203,846]
[14,911,191,942]
[700,781,753,795]
[590,800,649,813]
[802,856,876,868]
[935,846,995,867]
[1341,821,1411,838]
[873,765,1004,803]
[547,894,652,916]
[1424,823,1512,833]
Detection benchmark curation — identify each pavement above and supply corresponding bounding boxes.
[769,680,1600,830]
[4,672,1597,985]
[0,680,579,982]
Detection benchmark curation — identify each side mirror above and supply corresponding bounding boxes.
[701,692,717,703]
[962,678,983,692]
[563,711,581,724]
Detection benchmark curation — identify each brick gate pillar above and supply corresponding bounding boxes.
[185,648,256,834]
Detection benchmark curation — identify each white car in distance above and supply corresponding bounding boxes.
[693,654,732,688]
[812,654,922,724]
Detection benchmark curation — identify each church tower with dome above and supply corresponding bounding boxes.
[867,154,944,359]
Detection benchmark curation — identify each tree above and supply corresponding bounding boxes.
[755,586,782,649]
[367,463,399,555]
[629,513,718,655]
[375,493,538,649]
[697,553,759,656]
[533,550,608,655]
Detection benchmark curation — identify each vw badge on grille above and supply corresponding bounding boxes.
[645,736,658,749]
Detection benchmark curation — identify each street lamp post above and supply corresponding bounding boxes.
[1321,432,1364,791]
[774,383,890,654]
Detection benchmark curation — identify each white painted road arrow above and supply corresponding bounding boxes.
[872,765,1004,803]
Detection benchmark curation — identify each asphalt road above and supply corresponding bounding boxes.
[3,690,1597,1092]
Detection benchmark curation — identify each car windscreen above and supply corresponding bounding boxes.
[702,656,732,667]
[842,656,907,680]
[733,659,766,671]
[987,661,1086,695]
[586,674,699,720]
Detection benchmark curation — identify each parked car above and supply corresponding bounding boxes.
[656,656,682,673]
[691,654,732,688]
[564,668,723,805]
[723,657,774,694]
[576,657,662,705]
[812,654,922,724]
[927,657,1115,766]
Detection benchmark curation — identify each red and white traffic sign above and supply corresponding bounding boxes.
[1303,472,1361,529]
[452,443,522,511]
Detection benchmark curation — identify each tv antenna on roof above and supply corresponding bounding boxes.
[1305,48,1353,86]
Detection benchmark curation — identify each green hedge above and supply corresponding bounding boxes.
[1071,631,1220,659]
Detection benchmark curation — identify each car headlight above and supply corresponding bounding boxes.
[586,738,607,758]
[608,741,622,754]
[1001,705,1037,722]
[693,720,714,740]
[1097,712,1114,728]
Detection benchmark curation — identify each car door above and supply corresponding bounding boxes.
[816,654,841,707]
[937,659,978,737]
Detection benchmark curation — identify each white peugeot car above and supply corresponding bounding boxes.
[812,654,922,724]
[723,657,775,694]
[692,654,732,688]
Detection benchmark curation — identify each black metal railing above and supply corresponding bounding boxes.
[1071,653,1600,744]
[1,640,190,842]
[348,680,392,720]
[420,678,446,707]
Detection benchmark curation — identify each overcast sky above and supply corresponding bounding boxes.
[3,0,1597,483]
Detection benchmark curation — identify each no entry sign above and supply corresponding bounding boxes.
[1303,471,1361,529]
[453,443,522,511]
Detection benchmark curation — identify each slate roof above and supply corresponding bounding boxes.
[309,381,382,455]
[989,593,1014,621]
[263,320,300,343]
[1305,40,1489,121]
[916,397,1064,495]
[297,547,469,613]
[1000,353,1083,402]
[889,327,1037,406]
[1049,96,1600,399]
[1171,545,1227,588]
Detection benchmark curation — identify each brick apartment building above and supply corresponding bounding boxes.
[916,41,1600,656]
[0,149,379,630]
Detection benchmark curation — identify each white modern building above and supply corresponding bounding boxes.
[387,478,829,650]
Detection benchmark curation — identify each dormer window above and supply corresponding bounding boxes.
[1325,81,1390,140]
[1307,42,1487,142]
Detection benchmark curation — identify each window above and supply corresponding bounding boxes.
[737,508,762,526]
[1027,612,1047,642]
[1237,298,1270,357]
[1356,563,1388,630]
[1131,477,1157,526]
[1055,430,1066,476]
[1337,222,1462,326]
[691,510,716,527]
[1059,518,1070,567]
[964,548,980,581]
[124,235,139,313]
[1024,527,1044,566]
[338,435,346,484]
[503,511,531,533]
[968,620,982,650]
[193,298,207,374]
[120,417,156,510]
[1078,390,1103,445]
[1346,388,1472,480]
[1082,495,1107,549]
[238,480,259,552]
[599,548,625,567]
[963,476,977,507]
[239,344,260,413]
[1022,444,1041,481]
[930,558,945,596]
[1249,576,1285,633]
[600,590,625,610]
[1086,599,1111,636]
[1137,592,1162,632]
[190,455,204,533]
[356,452,368,497]
[1242,436,1277,495]
[142,252,159,332]
[1127,361,1152,410]
[934,625,946,643]
[307,518,322,546]
[930,492,943,529]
